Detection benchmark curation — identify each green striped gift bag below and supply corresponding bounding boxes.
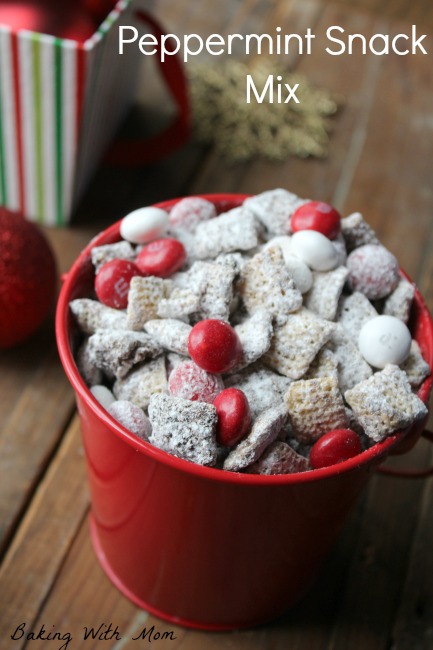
[0,0,140,225]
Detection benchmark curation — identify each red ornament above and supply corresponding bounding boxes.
[136,238,186,278]
[0,1,98,42]
[0,209,57,348]
[309,429,362,470]
[95,259,141,309]
[213,388,251,447]
[81,0,116,22]
[168,360,223,403]
[291,201,341,239]
[188,319,242,374]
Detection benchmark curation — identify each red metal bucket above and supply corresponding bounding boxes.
[56,194,433,630]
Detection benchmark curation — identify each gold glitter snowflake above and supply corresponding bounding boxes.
[189,59,341,163]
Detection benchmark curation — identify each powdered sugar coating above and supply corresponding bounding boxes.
[157,287,200,320]
[87,329,162,379]
[285,376,349,444]
[327,324,373,392]
[76,339,103,386]
[347,244,399,300]
[126,276,172,330]
[169,360,224,403]
[144,319,191,356]
[383,278,415,323]
[108,400,152,439]
[399,340,431,388]
[113,356,168,409]
[264,307,335,379]
[341,212,379,252]
[223,403,288,472]
[148,394,218,466]
[248,441,310,475]
[193,207,259,259]
[304,266,349,321]
[244,188,306,236]
[233,310,273,370]
[225,365,292,418]
[169,196,217,231]
[240,246,302,325]
[336,291,378,341]
[188,260,236,321]
[91,241,136,272]
[70,299,127,334]
[345,364,428,442]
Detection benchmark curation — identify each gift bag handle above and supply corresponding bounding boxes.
[105,9,190,166]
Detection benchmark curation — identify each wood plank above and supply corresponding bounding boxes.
[0,417,88,647]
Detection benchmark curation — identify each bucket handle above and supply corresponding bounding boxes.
[377,429,433,478]
[104,9,191,166]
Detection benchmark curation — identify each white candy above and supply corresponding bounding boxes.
[358,315,412,369]
[90,385,116,409]
[290,230,339,272]
[120,207,169,244]
[264,237,313,293]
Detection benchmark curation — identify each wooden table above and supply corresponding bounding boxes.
[1,1,433,648]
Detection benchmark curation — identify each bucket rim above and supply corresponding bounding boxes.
[55,193,433,486]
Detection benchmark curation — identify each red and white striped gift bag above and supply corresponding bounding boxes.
[0,0,140,225]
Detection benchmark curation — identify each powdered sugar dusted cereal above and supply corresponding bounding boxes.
[87,329,162,379]
[336,291,378,341]
[285,376,349,444]
[193,207,259,259]
[70,298,127,334]
[223,403,288,472]
[400,341,431,388]
[225,364,292,418]
[327,325,373,393]
[188,260,236,321]
[234,310,273,369]
[113,356,167,410]
[244,188,306,236]
[69,190,431,476]
[264,308,334,379]
[383,278,415,323]
[157,287,200,320]
[341,212,379,252]
[126,276,172,330]
[144,319,191,356]
[345,365,428,442]
[304,266,348,321]
[240,246,302,325]
[91,241,136,272]
[248,441,309,475]
[148,393,218,466]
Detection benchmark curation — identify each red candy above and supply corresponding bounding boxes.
[309,429,362,470]
[213,388,251,447]
[188,319,242,374]
[169,197,217,231]
[291,201,341,239]
[346,244,400,300]
[95,259,141,309]
[168,360,224,403]
[136,238,186,278]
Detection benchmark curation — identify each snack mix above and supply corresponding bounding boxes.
[70,189,431,474]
